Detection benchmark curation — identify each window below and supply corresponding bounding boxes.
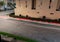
[19,0,21,6]
[40,0,43,6]
[32,0,36,9]
[56,0,60,11]
[25,1,27,8]
[49,0,52,9]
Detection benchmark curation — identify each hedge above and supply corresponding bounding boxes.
[9,13,60,24]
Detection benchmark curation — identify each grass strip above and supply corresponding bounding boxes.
[0,32,38,42]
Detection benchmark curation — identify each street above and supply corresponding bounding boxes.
[0,17,60,42]
[0,0,60,42]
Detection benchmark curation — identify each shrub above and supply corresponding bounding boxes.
[58,18,60,23]
[42,16,46,19]
[19,14,21,16]
[0,1,4,6]
[26,15,28,18]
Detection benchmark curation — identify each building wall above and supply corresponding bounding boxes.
[15,0,60,19]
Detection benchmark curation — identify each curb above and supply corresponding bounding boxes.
[1,15,60,27]
[16,18,60,27]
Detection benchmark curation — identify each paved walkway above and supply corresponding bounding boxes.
[0,18,60,42]
[0,10,14,16]
[0,15,60,30]
[0,11,60,42]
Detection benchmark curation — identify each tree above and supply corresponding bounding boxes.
[0,1,5,11]
[0,1,4,6]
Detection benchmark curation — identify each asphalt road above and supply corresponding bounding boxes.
[0,18,60,42]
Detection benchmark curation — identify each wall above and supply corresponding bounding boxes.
[15,0,60,19]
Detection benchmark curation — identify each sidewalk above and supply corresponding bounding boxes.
[0,15,60,27]
[0,15,60,42]
[0,10,60,27]
[0,10,14,16]
[0,10,59,27]
[11,17,60,27]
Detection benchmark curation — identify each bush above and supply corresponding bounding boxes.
[42,16,46,21]
[9,13,15,16]
[0,1,4,6]
[46,19,51,22]
[19,14,21,16]
[9,13,60,23]
[58,18,60,23]
[52,19,58,22]
[26,15,28,18]
[42,16,46,19]
[58,18,60,21]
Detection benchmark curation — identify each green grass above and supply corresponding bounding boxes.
[0,32,38,42]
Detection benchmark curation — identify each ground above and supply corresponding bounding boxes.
[0,10,60,42]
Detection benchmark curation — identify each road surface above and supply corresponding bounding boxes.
[0,17,60,42]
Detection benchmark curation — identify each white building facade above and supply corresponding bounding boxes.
[15,0,60,19]
[0,0,15,10]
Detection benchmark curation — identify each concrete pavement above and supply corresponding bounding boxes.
[0,10,14,16]
[0,15,60,30]
[0,11,60,42]
[0,17,60,42]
